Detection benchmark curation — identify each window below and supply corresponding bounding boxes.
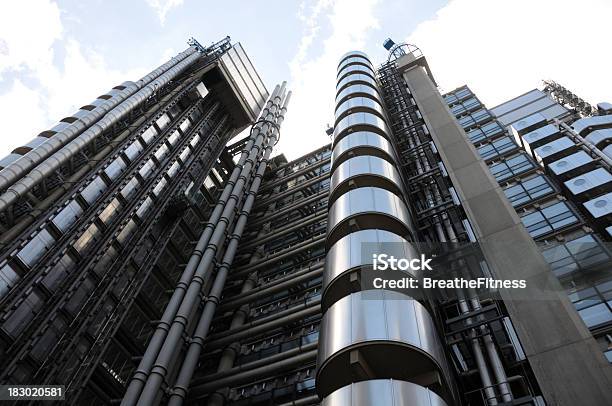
[179,119,191,133]
[81,176,108,205]
[154,144,169,162]
[156,114,170,131]
[136,197,153,220]
[477,136,517,161]
[489,153,535,182]
[167,130,180,146]
[542,234,611,278]
[124,140,144,162]
[141,127,157,144]
[121,177,140,200]
[73,223,101,256]
[0,264,19,297]
[153,178,167,196]
[570,280,612,328]
[104,157,127,181]
[116,220,137,247]
[503,175,554,207]
[41,254,74,292]
[138,160,155,180]
[17,229,55,268]
[520,201,579,238]
[99,198,122,225]
[52,200,83,232]
[167,162,180,178]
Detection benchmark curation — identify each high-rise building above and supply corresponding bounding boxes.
[0,36,611,406]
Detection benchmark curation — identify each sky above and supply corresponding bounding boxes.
[1,0,611,160]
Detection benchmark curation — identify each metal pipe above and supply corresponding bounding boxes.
[190,349,318,399]
[121,84,283,406]
[258,158,330,194]
[0,48,204,213]
[134,84,288,405]
[253,172,330,209]
[458,296,497,405]
[556,119,612,168]
[247,190,328,228]
[0,47,197,195]
[192,341,316,386]
[239,212,327,250]
[231,235,326,277]
[218,265,323,311]
[204,299,320,352]
[470,298,513,402]
[167,89,291,405]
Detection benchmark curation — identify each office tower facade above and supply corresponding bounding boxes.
[1,35,612,406]
[443,83,612,364]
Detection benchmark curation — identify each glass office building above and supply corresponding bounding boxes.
[0,37,611,406]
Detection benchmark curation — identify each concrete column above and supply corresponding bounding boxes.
[396,53,612,405]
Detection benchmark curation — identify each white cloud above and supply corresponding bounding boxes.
[280,0,381,160]
[0,0,146,155]
[406,0,612,109]
[145,0,184,26]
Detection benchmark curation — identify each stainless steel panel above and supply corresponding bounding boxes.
[327,186,411,238]
[336,84,381,107]
[585,128,612,148]
[323,229,417,291]
[584,192,612,218]
[509,112,547,135]
[330,155,402,199]
[565,168,612,195]
[218,42,269,122]
[335,97,385,124]
[317,291,448,391]
[533,137,578,163]
[318,291,439,359]
[572,114,612,135]
[322,380,448,406]
[549,151,594,176]
[333,112,390,143]
[332,131,396,166]
[522,124,560,147]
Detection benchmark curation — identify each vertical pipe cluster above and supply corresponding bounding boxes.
[0,46,204,213]
[121,82,290,406]
[315,51,452,405]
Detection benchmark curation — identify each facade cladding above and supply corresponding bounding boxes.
[0,36,611,406]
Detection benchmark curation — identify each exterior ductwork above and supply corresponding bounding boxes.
[322,380,448,406]
[0,46,199,196]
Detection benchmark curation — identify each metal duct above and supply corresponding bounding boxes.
[0,47,206,214]
[0,46,197,194]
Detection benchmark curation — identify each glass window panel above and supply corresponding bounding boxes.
[17,229,55,268]
[121,177,140,200]
[104,157,127,181]
[124,140,144,161]
[138,160,155,179]
[99,198,122,225]
[81,176,108,205]
[52,200,83,232]
[0,264,19,297]
[578,303,612,327]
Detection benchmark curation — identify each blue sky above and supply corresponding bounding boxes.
[1,0,611,160]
